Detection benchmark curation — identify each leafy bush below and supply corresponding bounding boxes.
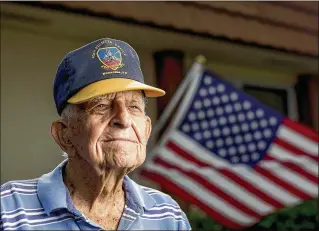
[188,199,318,231]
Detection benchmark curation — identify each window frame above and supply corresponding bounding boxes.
[232,80,298,120]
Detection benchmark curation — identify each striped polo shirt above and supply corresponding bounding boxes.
[0,160,191,230]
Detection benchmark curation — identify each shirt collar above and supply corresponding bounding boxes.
[37,159,156,215]
[123,175,156,214]
[37,159,70,215]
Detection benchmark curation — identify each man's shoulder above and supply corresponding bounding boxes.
[126,176,186,211]
[1,178,40,207]
[1,178,39,192]
[133,181,187,216]
[139,184,180,206]
[133,182,191,230]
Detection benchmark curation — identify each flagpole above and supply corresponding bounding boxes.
[146,55,206,216]
[148,55,206,149]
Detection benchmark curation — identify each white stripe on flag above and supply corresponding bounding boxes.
[231,168,301,205]
[259,162,318,197]
[170,131,301,205]
[268,144,318,176]
[159,147,274,215]
[143,163,257,226]
[278,126,318,156]
[169,131,235,168]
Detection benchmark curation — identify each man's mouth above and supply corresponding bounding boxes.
[104,138,138,143]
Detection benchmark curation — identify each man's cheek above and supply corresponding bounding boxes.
[136,143,146,160]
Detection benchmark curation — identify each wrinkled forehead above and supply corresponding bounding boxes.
[88,90,145,103]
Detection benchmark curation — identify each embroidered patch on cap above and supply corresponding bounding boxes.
[97,47,124,71]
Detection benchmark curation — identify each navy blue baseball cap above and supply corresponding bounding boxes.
[53,38,166,115]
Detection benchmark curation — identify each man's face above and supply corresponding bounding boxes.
[64,90,151,175]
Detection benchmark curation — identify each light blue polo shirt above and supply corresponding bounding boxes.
[0,160,191,230]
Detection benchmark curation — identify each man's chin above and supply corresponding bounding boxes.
[111,154,141,168]
[104,152,144,170]
[103,142,138,151]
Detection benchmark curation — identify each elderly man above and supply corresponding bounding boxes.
[1,38,191,230]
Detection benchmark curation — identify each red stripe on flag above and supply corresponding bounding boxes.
[166,141,211,167]
[140,169,244,229]
[283,118,319,142]
[264,156,318,184]
[254,166,312,200]
[167,140,284,208]
[273,138,318,162]
[279,162,318,185]
[219,169,284,208]
[154,156,262,218]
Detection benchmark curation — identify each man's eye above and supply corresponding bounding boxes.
[95,104,109,110]
[130,105,141,111]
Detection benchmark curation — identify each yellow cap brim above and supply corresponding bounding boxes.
[67,78,166,104]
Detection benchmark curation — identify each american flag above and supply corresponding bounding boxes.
[140,69,318,229]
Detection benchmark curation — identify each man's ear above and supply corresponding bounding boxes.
[51,120,73,153]
[145,116,152,141]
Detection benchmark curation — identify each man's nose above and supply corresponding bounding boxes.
[110,104,131,128]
